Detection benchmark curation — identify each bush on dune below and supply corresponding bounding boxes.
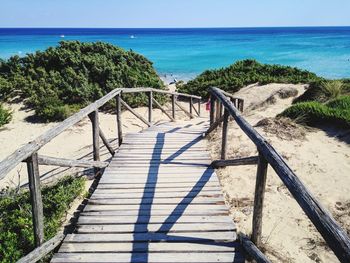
[0,176,85,262]
[0,104,12,127]
[0,41,165,122]
[280,96,350,128]
[177,59,320,98]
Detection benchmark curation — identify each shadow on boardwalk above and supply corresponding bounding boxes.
[131,132,241,262]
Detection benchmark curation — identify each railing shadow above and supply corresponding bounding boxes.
[130,131,241,262]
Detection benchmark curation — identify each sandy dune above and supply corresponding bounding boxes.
[208,83,350,262]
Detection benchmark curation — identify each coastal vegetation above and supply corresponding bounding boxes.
[0,104,12,127]
[178,59,350,128]
[177,59,320,97]
[0,41,164,122]
[0,176,85,262]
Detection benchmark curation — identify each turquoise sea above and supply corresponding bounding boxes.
[0,27,350,81]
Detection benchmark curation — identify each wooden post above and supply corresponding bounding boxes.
[210,97,215,125]
[251,151,268,247]
[89,110,100,175]
[148,91,153,123]
[116,95,122,146]
[221,109,229,160]
[172,94,176,120]
[216,100,221,122]
[198,99,201,117]
[26,152,44,247]
[189,97,193,115]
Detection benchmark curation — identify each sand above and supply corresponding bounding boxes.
[208,83,350,262]
[1,83,349,262]
[0,88,192,188]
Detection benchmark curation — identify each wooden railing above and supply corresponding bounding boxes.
[0,87,201,262]
[207,87,350,263]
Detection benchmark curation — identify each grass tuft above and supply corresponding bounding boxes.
[0,176,85,262]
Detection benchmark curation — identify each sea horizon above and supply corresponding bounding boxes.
[1,26,350,81]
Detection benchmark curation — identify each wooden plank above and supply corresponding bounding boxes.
[212,156,259,168]
[0,88,122,179]
[98,177,218,185]
[120,97,151,127]
[58,241,238,253]
[211,87,350,262]
[80,208,228,217]
[89,110,100,175]
[82,204,228,214]
[88,197,224,205]
[17,233,65,263]
[152,97,175,121]
[252,152,268,247]
[37,155,108,168]
[76,223,235,234]
[64,231,236,243]
[95,185,222,191]
[51,252,244,263]
[91,190,222,199]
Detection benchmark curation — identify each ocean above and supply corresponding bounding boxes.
[0,27,350,81]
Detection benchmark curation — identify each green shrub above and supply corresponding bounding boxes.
[293,79,350,104]
[321,80,344,99]
[0,176,85,262]
[0,104,12,127]
[0,41,165,122]
[280,97,350,128]
[177,59,321,98]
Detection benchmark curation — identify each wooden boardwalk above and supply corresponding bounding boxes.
[51,119,244,263]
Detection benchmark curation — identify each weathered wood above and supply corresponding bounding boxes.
[210,87,350,262]
[151,88,201,100]
[205,115,224,137]
[88,114,115,156]
[221,109,229,160]
[37,155,108,168]
[251,152,268,247]
[239,233,271,263]
[152,97,175,121]
[191,101,200,116]
[210,97,215,125]
[198,99,201,116]
[172,94,176,120]
[51,252,244,263]
[148,91,153,123]
[89,110,100,160]
[59,241,238,252]
[121,87,152,93]
[98,128,115,156]
[212,156,259,168]
[26,153,44,247]
[120,98,151,127]
[116,94,123,146]
[0,88,122,180]
[190,97,193,115]
[175,100,194,119]
[17,233,65,263]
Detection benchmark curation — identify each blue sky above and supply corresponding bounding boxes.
[1,0,350,28]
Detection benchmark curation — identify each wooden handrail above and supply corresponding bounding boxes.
[209,87,350,262]
[1,86,201,262]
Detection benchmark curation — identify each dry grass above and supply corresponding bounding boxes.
[255,117,307,140]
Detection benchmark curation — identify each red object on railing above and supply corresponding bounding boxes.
[205,99,211,111]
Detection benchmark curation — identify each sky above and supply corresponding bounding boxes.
[0,0,350,28]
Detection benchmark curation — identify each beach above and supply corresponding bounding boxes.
[208,83,350,262]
